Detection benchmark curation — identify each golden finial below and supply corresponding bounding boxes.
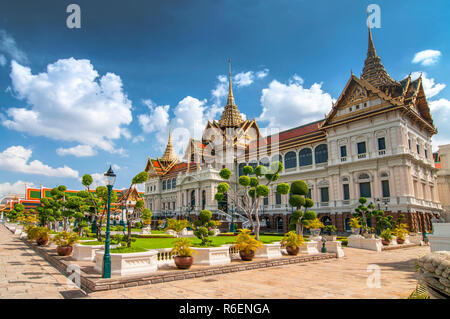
[227,57,235,106]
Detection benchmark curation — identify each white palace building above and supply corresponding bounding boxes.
[143,26,442,234]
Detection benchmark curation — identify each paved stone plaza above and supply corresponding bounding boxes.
[0,225,430,299]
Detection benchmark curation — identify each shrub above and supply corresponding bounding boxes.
[256,185,270,197]
[323,225,337,234]
[217,182,229,193]
[134,222,142,229]
[254,165,267,177]
[393,223,409,240]
[304,198,314,208]
[380,229,394,241]
[193,210,216,246]
[289,195,305,208]
[215,193,224,202]
[303,210,317,220]
[276,183,290,195]
[243,165,254,175]
[248,188,256,198]
[219,168,232,180]
[239,175,251,186]
[281,231,305,249]
[165,219,190,235]
[26,226,51,242]
[52,231,79,247]
[170,238,197,257]
[304,218,324,229]
[250,177,259,187]
[349,217,362,228]
[290,180,309,195]
[233,229,263,253]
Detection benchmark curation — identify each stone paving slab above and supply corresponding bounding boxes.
[0,225,86,299]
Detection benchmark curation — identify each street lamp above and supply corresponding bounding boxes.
[102,165,116,279]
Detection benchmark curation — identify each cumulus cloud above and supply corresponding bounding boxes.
[257,75,334,130]
[138,99,170,134]
[0,29,28,64]
[56,145,97,157]
[412,50,441,66]
[0,180,35,197]
[0,145,79,178]
[410,72,446,99]
[2,58,133,153]
[428,98,450,151]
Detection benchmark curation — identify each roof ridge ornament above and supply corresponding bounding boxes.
[218,58,244,128]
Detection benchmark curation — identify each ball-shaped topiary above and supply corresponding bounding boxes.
[304,198,314,208]
[265,173,279,182]
[256,185,270,197]
[303,210,317,220]
[276,183,290,195]
[250,177,259,187]
[219,168,232,180]
[248,188,256,198]
[254,165,267,177]
[289,195,305,208]
[292,210,303,220]
[217,182,229,193]
[290,180,309,196]
[215,193,224,202]
[239,175,251,187]
[243,165,254,175]
[269,161,283,174]
[359,197,367,204]
[199,210,212,223]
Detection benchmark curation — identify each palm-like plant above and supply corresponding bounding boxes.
[52,231,79,247]
[281,231,305,249]
[233,229,263,254]
[170,238,197,257]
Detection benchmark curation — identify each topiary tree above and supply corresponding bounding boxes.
[141,208,152,229]
[193,210,218,246]
[7,203,25,222]
[287,180,316,235]
[353,197,376,235]
[215,161,287,241]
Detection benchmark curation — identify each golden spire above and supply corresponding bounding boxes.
[361,20,396,88]
[160,127,178,163]
[218,58,244,128]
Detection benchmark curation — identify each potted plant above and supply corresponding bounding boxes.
[280,231,305,255]
[323,225,337,241]
[304,218,324,237]
[52,231,79,256]
[349,218,362,235]
[394,223,409,244]
[233,229,263,261]
[363,226,376,239]
[380,229,393,246]
[170,238,197,269]
[27,226,52,246]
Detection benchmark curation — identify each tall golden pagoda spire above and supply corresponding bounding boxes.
[160,127,178,163]
[218,58,244,128]
[361,18,396,88]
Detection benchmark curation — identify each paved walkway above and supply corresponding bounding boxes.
[0,224,430,299]
[0,225,85,299]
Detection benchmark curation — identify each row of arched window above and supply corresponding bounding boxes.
[162,178,177,191]
[238,144,328,174]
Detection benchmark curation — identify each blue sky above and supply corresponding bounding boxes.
[0,0,449,195]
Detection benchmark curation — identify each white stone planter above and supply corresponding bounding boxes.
[94,250,158,276]
[389,236,398,246]
[166,229,177,237]
[324,235,337,241]
[73,243,105,261]
[299,241,319,254]
[254,243,282,259]
[408,233,424,245]
[348,236,382,251]
[180,228,194,237]
[429,223,450,252]
[325,241,345,258]
[14,227,23,235]
[192,246,231,266]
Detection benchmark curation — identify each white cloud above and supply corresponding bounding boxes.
[90,173,106,187]
[0,29,28,64]
[0,180,35,197]
[56,144,97,157]
[410,72,446,98]
[257,75,334,130]
[412,50,441,66]
[132,135,145,143]
[256,69,269,79]
[0,54,6,66]
[0,145,79,178]
[429,98,450,152]
[138,99,170,133]
[2,58,132,153]
[112,164,120,171]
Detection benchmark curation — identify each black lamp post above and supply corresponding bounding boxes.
[102,166,116,278]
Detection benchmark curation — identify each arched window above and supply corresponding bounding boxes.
[238,163,246,176]
[172,178,176,188]
[277,217,284,232]
[190,190,196,207]
[284,151,297,169]
[344,218,351,231]
[167,179,171,189]
[271,154,282,164]
[321,216,332,226]
[162,180,166,190]
[202,190,206,210]
[315,144,328,164]
[299,148,312,166]
[248,161,258,175]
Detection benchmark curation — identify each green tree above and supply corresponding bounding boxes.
[353,197,376,235]
[286,180,316,235]
[215,161,286,241]
[7,203,25,222]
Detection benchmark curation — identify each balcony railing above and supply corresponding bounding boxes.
[340,157,347,162]
[378,150,386,156]
[357,153,367,159]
